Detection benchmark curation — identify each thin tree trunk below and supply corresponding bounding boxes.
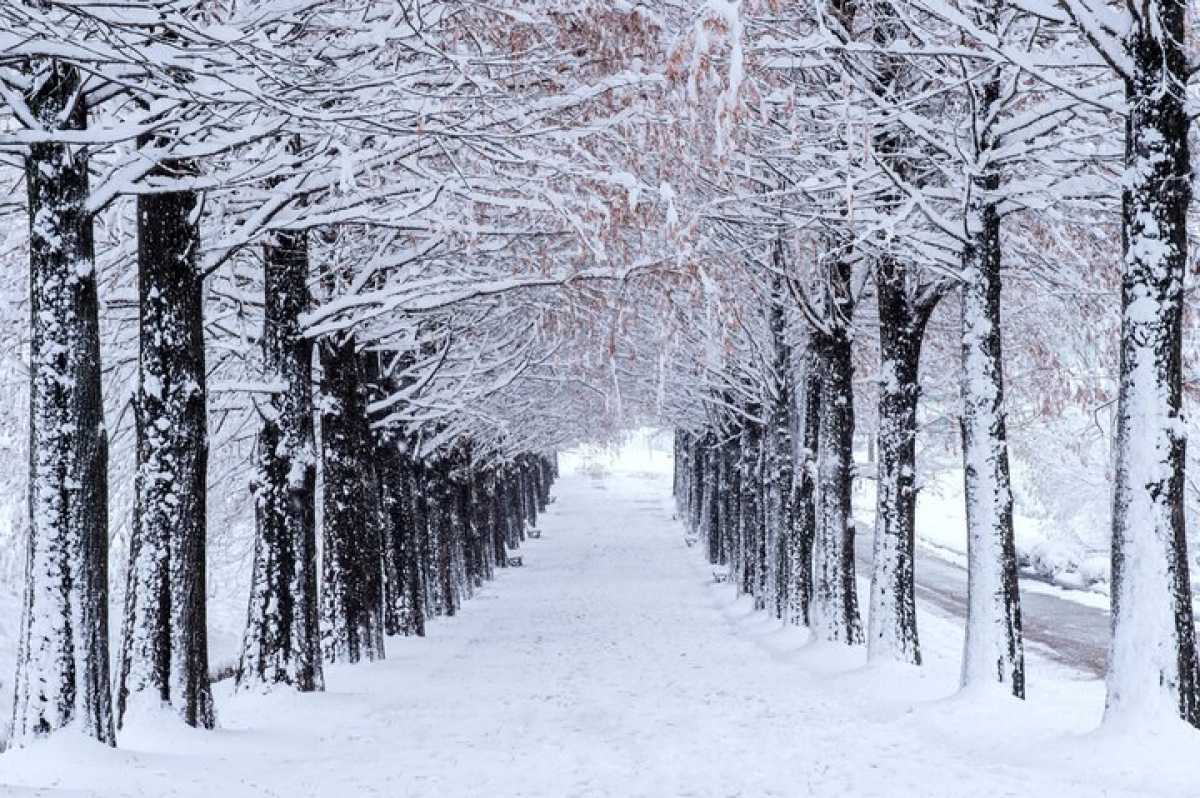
[737,420,762,598]
[722,428,742,575]
[702,434,721,565]
[11,61,114,746]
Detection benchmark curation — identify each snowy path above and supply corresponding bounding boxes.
[854,532,1109,676]
[3,465,1197,797]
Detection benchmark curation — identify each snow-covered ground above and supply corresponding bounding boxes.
[3,432,1199,796]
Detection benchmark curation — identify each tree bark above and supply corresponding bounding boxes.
[810,260,864,645]
[785,354,820,627]
[737,419,762,599]
[959,175,1024,697]
[867,257,936,665]
[722,428,742,575]
[119,159,214,729]
[319,338,385,663]
[1105,6,1199,726]
[238,229,323,692]
[11,61,114,746]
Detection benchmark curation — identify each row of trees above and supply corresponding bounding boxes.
[652,0,1200,731]
[1,0,648,749]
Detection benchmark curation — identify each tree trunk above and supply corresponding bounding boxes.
[1105,10,1199,726]
[424,456,458,617]
[407,457,434,619]
[319,339,385,663]
[702,434,721,565]
[472,468,497,582]
[490,469,510,568]
[379,448,425,637]
[959,188,1024,697]
[765,275,794,619]
[119,161,214,729]
[238,229,323,692]
[786,354,820,627]
[867,257,934,665]
[737,420,762,598]
[721,429,742,573]
[810,259,864,645]
[11,61,115,746]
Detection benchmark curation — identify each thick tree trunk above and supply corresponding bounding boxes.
[238,229,323,692]
[959,193,1024,697]
[737,420,762,598]
[522,456,540,531]
[119,161,214,729]
[810,256,863,645]
[407,457,434,618]
[379,448,425,637]
[753,440,769,610]
[867,258,934,665]
[490,469,510,568]
[319,339,385,663]
[1105,11,1199,726]
[674,430,688,513]
[11,61,114,747]
[424,456,458,617]
[764,276,794,619]
[505,464,525,548]
[451,456,476,599]
[811,330,863,644]
[472,468,497,582]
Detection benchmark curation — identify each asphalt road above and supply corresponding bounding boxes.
[853,530,1109,677]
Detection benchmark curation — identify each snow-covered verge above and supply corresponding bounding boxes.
[2,435,1197,797]
[0,584,17,748]
[853,457,1112,596]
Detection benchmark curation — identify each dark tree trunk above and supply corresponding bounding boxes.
[703,434,722,565]
[689,438,705,537]
[490,469,510,567]
[737,419,762,599]
[764,272,794,619]
[424,457,458,617]
[407,457,434,619]
[867,257,936,665]
[451,456,477,597]
[522,457,540,531]
[786,355,820,627]
[379,448,425,637]
[673,430,687,512]
[1104,7,1199,726]
[810,259,863,645]
[319,338,385,663]
[238,229,323,692]
[119,159,214,729]
[472,468,497,582]
[11,61,115,747]
[506,465,525,548]
[722,427,743,578]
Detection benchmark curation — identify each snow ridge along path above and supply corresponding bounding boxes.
[4,458,1200,797]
